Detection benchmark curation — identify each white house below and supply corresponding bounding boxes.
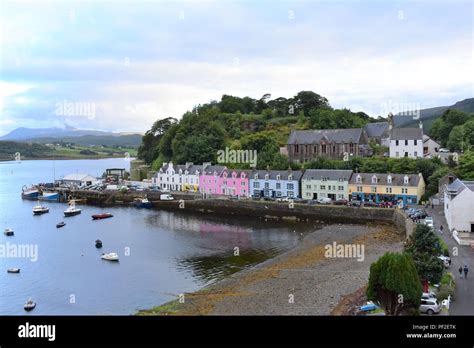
[57,174,99,187]
[422,134,441,156]
[444,179,474,232]
[389,126,423,158]
[153,162,202,192]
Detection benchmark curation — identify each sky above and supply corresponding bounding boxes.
[0,0,472,136]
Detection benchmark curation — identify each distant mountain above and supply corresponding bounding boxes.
[394,98,474,131]
[0,126,143,148]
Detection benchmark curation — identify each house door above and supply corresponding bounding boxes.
[313,193,318,199]
[471,223,474,233]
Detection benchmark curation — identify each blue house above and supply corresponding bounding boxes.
[249,169,303,199]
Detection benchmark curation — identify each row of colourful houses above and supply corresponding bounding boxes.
[152,162,426,205]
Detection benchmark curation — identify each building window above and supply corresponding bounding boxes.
[350,143,354,153]
[386,187,392,193]
[402,188,408,194]
[264,182,270,189]
[287,183,294,190]
[253,182,259,188]
[414,139,417,145]
[404,175,409,185]
[322,144,327,153]
[276,175,280,181]
[288,191,294,197]
[387,175,392,184]
[405,140,408,146]
[276,183,281,189]
[241,182,245,186]
[357,186,363,191]
[295,145,299,153]
[338,186,344,190]
[396,140,399,146]
[288,175,292,181]
[371,175,377,184]
[356,175,361,184]
[306,184,311,189]
[371,186,377,193]
[254,190,259,195]
[265,174,269,180]
[276,191,282,197]
[320,185,326,190]
[414,151,418,157]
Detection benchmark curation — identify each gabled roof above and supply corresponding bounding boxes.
[302,169,353,181]
[250,169,303,181]
[390,128,423,140]
[160,163,202,175]
[201,165,226,176]
[447,179,474,194]
[364,122,388,138]
[288,128,363,144]
[349,173,422,186]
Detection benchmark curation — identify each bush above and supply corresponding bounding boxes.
[438,237,450,257]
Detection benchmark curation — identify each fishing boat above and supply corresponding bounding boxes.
[40,191,60,201]
[133,196,152,209]
[32,205,49,215]
[4,228,14,236]
[56,221,66,228]
[24,298,36,311]
[64,200,81,217]
[92,213,113,220]
[101,252,119,261]
[7,268,20,273]
[21,186,40,200]
[95,239,103,248]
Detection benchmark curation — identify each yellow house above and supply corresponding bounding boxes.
[348,173,425,205]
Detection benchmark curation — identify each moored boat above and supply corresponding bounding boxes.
[21,186,40,200]
[95,239,103,248]
[40,191,60,201]
[92,213,113,220]
[32,205,49,215]
[101,252,119,261]
[133,196,152,209]
[56,221,66,228]
[4,228,14,236]
[24,298,36,311]
[64,200,81,217]
[7,268,20,273]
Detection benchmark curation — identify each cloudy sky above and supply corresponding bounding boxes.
[0,0,472,136]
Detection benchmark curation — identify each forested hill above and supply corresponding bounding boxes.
[137,91,380,169]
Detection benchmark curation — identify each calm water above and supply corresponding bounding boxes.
[0,158,313,315]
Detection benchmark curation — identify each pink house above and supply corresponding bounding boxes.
[199,163,226,195]
[199,163,250,197]
[218,168,250,197]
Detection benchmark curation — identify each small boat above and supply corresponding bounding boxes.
[4,228,14,236]
[101,252,119,261]
[7,268,20,273]
[92,213,113,220]
[64,200,81,217]
[24,298,36,311]
[32,205,49,215]
[133,196,152,209]
[56,222,66,228]
[95,239,103,248]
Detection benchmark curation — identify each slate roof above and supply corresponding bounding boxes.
[447,179,474,194]
[302,169,353,181]
[364,122,388,138]
[160,163,203,174]
[349,173,422,186]
[288,128,363,144]
[201,165,226,176]
[250,169,303,181]
[390,128,423,140]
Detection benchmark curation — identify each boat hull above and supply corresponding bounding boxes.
[7,268,20,273]
[33,209,49,215]
[92,214,113,220]
[21,191,40,200]
[40,192,60,201]
[64,210,81,217]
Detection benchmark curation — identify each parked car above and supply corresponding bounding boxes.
[333,199,348,205]
[438,255,451,268]
[419,299,441,315]
[424,216,434,228]
[316,197,332,204]
[439,148,450,153]
[276,197,293,202]
[413,210,428,219]
[348,200,361,207]
[160,194,174,201]
[363,201,379,207]
[421,291,437,300]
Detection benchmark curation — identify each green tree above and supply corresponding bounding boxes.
[293,91,330,115]
[456,151,474,180]
[405,224,444,284]
[367,252,422,315]
[137,117,177,164]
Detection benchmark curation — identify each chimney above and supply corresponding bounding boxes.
[387,112,393,130]
[202,162,211,171]
[185,162,193,170]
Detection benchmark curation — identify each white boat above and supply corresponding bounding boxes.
[32,205,49,215]
[24,298,36,311]
[64,200,81,217]
[101,252,119,261]
[4,228,14,236]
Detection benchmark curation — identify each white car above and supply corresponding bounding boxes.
[420,298,441,315]
[424,216,434,228]
[438,148,450,153]
[438,255,450,268]
[160,194,174,201]
[316,197,332,204]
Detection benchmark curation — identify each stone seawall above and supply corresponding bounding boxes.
[152,199,402,226]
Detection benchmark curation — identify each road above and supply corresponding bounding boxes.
[429,205,473,315]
